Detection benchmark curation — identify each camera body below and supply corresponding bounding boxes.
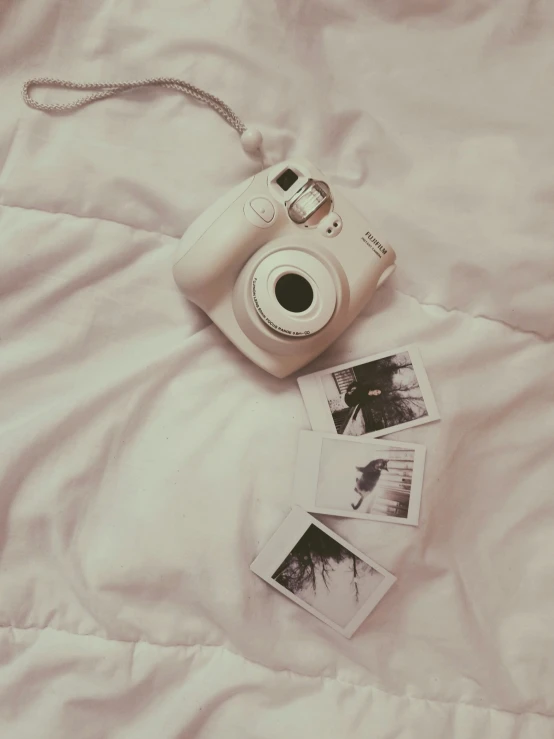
[173,159,396,378]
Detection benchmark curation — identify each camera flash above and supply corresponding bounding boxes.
[288,180,332,224]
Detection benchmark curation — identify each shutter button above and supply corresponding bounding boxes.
[249,197,275,223]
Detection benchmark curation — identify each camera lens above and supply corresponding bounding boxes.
[249,250,337,337]
[276,169,299,192]
[274,273,314,313]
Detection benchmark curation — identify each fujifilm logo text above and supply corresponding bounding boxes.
[362,231,387,256]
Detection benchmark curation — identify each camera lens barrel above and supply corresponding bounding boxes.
[251,250,337,337]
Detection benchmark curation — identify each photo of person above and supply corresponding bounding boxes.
[292,431,425,526]
[324,350,427,435]
[297,346,440,438]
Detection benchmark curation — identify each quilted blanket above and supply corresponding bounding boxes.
[1,1,553,737]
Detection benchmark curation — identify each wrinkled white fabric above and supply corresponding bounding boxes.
[1,1,554,737]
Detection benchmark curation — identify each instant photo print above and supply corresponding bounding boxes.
[297,345,440,438]
[293,431,426,525]
[251,507,396,638]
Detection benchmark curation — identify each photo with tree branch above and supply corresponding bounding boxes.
[272,524,383,628]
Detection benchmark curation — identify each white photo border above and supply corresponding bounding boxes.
[293,431,426,526]
[250,507,396,638]
[297,344,440,438]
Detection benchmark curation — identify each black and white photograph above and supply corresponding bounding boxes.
[297,345,440,438]
[293,431,426,525]
[250,507,396,638]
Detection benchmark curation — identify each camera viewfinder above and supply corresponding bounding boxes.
[276,169,299,192]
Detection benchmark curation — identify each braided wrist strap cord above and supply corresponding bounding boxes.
[22,76,264,155]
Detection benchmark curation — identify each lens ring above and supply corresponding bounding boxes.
[274,273,314,313]
[251,250,336,337]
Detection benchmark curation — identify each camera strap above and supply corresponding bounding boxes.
[21,76,265,159]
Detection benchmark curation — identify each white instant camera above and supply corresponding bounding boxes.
[173,159,396,378]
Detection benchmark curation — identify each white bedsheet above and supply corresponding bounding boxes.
[1,1,554,737]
